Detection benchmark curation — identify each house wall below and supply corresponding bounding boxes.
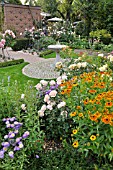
[3,4,41,37]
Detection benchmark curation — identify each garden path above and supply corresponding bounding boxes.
[0,48,60,79]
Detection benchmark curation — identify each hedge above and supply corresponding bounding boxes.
[0,59,24,68]
[39,50,54,57]
[11,38,33,51]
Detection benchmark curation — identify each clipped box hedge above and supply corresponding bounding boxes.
[39,50,54,57]
[11,38,32,51]
[0,59,24,68]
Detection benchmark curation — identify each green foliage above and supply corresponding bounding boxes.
[11,38,32,51]
[39,50,54,57]
[0,62,39,88]
[0,59,24,68]
[70,38,90,49]
[26,146,113,170]
[33,36,56,51]
[90,29,111,45]
[0,81,44,169]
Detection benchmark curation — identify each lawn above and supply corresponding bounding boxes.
[0,62,39,88]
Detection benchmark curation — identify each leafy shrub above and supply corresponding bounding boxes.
[39,50,54,57]
[11,38,32,51]
[33,36,56,51]
[90,29,111,45]
[70,38,90,49]
[0,59,24,68]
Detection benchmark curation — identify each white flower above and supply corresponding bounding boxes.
[40,80,48,86]
[107,54,113,59]
[21,104,26,111]
[35,83,42,90]
[49,80,56,86]
[44,94,50,103]
[61,75,67,80]
[49,90,57,97]
[98,53,104,57]
[76,62,82,68]
[61,111,68,117]
[99,66,107,72]
[55,62,63,69]
[41,105,47,111]
[21,94,25,99]
[109,56,113,62]
[47,104,53,110]
[57,101,66,108]
[81,62,87,68]
[38,110,44,117]
[50,101,56,106]
[57,76,62,85]
[109,77,112,81]
[68,64,76,70]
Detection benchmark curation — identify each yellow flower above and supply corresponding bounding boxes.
[90,135,96,141]
[87,142,90,146]
[70,112,76,117]
[78,113,83,117]
[72,141,79,148]
[72,129,78,135]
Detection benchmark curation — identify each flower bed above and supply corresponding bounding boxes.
[0,52,113,169]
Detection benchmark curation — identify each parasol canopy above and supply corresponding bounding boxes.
[47,17,63,22]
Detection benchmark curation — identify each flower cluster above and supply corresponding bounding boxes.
[0,39,5,48]
[36,77,67,117]
[3,30,16,39]
[0,117,29,159]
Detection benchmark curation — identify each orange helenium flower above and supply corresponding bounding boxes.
[105,102,112,107]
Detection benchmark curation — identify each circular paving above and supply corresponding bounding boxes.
[22,58,60,79]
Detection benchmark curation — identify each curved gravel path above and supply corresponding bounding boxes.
[0,48,61,79]
[22,58,60,79]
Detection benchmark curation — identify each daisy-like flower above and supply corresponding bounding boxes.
[8,151,14,158]
[90,135,96,141]
[70,112,76,117]
[72,129,78,135]
[72,141,79,148]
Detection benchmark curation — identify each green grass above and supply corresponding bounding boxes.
[0,62,39,88]
[42,50,77,59]
[43,52,56,59]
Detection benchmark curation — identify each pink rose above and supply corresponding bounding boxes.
[44,94,50,102]
[49,90,57,97]
[1,39,6,45]
[0,42,4,48]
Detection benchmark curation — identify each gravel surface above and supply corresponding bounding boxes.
[22,58,60,79]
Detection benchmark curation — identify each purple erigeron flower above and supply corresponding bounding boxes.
[14,146,20,151]
[0,151,4,159]
[36,155,39,158]
[2,142,10,147]
[6,123,11,128]
[45,90,52,95]
[8,132,15,139]
[18,142,24,149]
[22,131,30,138]
[9,117,16,122]
[5,120,10,124]
[16,137,22,143]
[2,147,8,152]
[10,124,15,128]
[14,130,19,134]
[8,151,14,158]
